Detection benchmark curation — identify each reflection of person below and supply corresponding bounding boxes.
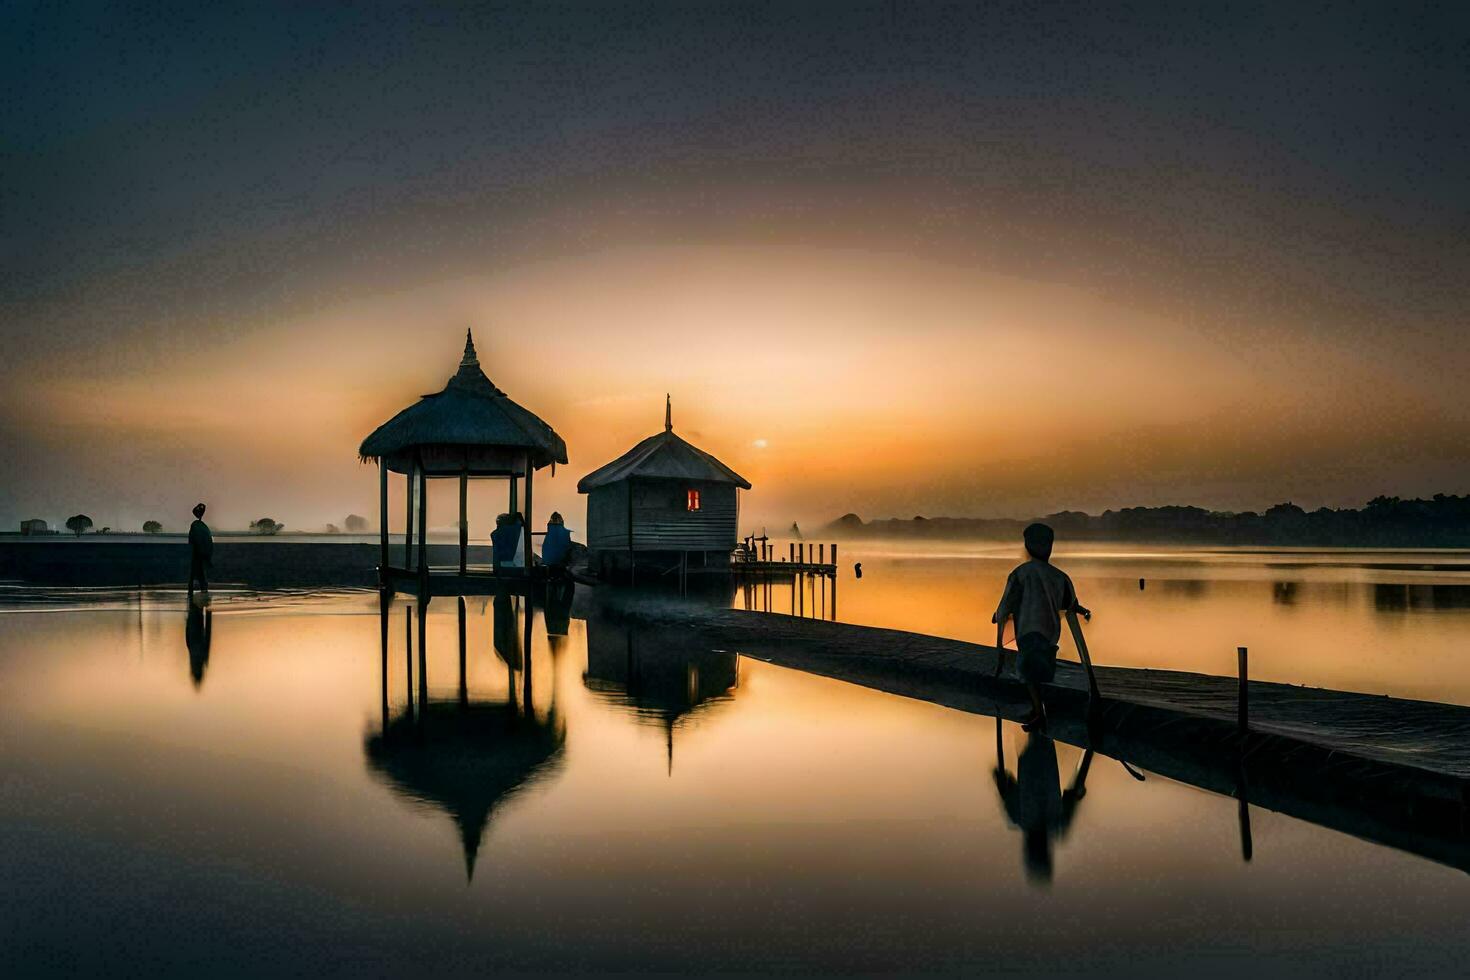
[992,522,1090,731]
[491,513,525,570]
[993,727,1091,885]
[185,602,213,688]
[187,503,213,599]
[541,512,572,568]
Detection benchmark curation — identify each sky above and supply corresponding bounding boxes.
[3,1,1468,533]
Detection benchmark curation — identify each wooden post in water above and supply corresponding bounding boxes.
[459,463,468,575]
[417,600,428,712]
[416,453,428,597]
[819,543,825,565]
[404,461,415,573]
[457,596,467,705]
[1237,646,1249,734]
[379,592,390,729]
[404,603,414,717]
[379,461,389,585]
[523,453,534,571]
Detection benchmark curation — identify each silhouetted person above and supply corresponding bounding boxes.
[993,728,1092,885]
[541,511,572,569]
[185,602,212,688]
[491,512,525,571]
[187,502,213,600]
[992,522,1089,731]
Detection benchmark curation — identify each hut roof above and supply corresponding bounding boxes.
[576,396,751,493]
[359,330,568,470]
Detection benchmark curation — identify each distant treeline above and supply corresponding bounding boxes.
[826,495,1470,547]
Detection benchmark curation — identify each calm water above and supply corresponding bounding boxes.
[3,548,1469,976]
[742,541,1470,705]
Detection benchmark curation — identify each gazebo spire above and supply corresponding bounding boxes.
[665,393,672,432]
[461,328,479,367]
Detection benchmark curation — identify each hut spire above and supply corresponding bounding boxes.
[665,393,672,432]
[461,328,479,367]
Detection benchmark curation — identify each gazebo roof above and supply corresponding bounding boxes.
[359,330,568,472]
[577,397,751,493]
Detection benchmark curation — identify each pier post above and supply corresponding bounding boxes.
[416,453,428,596]
[379,461,389,585]
[417,599,428,712]
[523,454,535,570]
[457,596,467,705]
[459,463,468,575]
[1237,646,1249,734]
[404,460,415,573]
[832,543,837,567]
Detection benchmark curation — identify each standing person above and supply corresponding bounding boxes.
[541,512,573,569]
[992,522,1090,731]
[188,503,213,600]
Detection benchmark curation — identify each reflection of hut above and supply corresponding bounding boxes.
[365,701,564,880]
[577,397,749,582]
[359,330,568,594]
[584,617,738,772]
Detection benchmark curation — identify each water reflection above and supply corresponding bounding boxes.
[584,618,739,773]
[1373,582,1470,612]
[366,594,566,879]
[184,603,212,688]
[992,719,1093,886]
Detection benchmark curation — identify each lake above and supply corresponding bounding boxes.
[2,546,1467,976]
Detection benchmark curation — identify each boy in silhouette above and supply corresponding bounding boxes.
[993,522,1090,731]
[187,502,213,598]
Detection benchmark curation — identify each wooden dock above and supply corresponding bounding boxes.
[594,597,1470,871]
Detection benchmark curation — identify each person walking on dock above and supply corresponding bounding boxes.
[992,522,1090,731]
[187,502,213,601]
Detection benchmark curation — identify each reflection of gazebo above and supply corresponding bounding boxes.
[367,595,565,879]
[359,330,568,596]
[365,701,564,880]
[584,617,738,773]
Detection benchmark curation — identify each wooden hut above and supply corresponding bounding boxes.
[577,397,750,581]
[359,329,567,595]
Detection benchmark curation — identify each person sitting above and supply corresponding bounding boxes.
[541,512,573,568]
[493,512,528,570]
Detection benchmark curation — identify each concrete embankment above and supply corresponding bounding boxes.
[0,538,483,588]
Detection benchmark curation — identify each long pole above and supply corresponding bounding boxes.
[1064,610,1101,703]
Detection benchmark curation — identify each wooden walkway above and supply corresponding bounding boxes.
[596,597,1470,871]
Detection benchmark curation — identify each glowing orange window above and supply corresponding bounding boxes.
[687,489,701,511]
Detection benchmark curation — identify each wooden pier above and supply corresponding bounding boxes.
[593,596,1470,871]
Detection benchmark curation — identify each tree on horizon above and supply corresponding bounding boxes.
[143,520,163,533]
[65,514,92,536]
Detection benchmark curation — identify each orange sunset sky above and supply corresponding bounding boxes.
[4,5,1467,533]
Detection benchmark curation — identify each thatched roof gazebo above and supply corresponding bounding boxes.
[360,329,567,595]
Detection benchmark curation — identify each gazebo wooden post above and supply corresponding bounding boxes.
[416,451,429,598]
[509,474,518,517]
[379,461,389,586]
[523,452,535,573]
[404,459,415,574]
[459,459,468,575]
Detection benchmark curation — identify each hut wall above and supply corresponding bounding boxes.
[587,479,740,553]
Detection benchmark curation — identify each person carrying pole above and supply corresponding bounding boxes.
[992,522,1090,732]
